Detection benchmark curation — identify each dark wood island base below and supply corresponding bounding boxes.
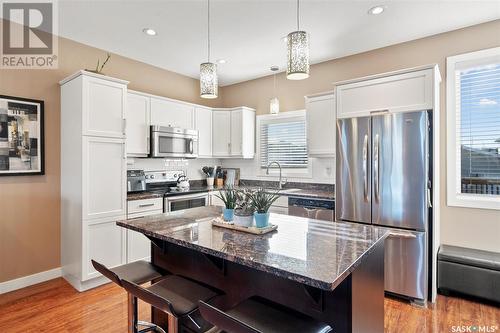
[149,236,384,333]
[117,207,388,333]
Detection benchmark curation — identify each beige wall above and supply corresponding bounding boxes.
[0,32,219,283]
[1,20,499,284]
[221,20,500,253]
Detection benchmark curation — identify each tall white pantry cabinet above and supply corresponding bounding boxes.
[60,71,128,291]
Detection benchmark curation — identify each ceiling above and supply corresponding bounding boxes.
[58,0,500,86]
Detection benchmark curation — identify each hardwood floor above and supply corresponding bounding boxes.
[0,278,498,332]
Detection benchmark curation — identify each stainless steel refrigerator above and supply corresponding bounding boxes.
[336,110,431,303]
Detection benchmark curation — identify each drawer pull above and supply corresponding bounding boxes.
[138,203,155,208]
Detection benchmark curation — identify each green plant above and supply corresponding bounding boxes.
[234,188,255,215]
[215,187,237,209]
[95,53,111,73]
[249,188,281,213]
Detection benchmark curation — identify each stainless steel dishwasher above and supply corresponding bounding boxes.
[288,197,335,222]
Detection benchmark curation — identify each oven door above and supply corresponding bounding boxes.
[151,128,198,158]
[165,193,209,212]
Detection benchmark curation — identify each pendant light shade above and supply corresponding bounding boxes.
[200,0,218,99]
[286,30,309,80]
[200,62,218,99]
[286,0,309,80]
[270,97,280,114]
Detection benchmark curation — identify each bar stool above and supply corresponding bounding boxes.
[199,297,333,333]
[121,275,219,333]
[91,260,165,333]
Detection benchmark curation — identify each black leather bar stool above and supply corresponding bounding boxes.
[121,275,219,333]
[199,297,333,333]
[91,260,165,333]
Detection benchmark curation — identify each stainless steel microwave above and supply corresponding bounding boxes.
[150,126,199,158]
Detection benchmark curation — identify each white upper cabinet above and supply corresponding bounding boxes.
[305,93,335,157]
[212,107,255,158]
[230,109,243,156]
[195,107,213,158]
[126,91,150,157]
[82,136,127,221]
[150,97,194,129]
[336,68,434,118]
[83,75,127,138]
[212,111,231,157]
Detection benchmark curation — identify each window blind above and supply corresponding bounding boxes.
[260,117,308,168]
[457,63,500,195]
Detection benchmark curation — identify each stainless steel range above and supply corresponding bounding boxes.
[144,170,209,213]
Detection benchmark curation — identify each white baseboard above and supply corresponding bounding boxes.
[0,267,62,294]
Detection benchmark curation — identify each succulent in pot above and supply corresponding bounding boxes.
[215,187,237,221]
[233,188,255,227]
[250,188,281,228]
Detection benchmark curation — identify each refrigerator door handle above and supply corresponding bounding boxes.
[362,134,368,201]
[388,231,417,239]
[374,133,380,202]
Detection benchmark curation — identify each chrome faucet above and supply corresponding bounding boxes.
[266,161,287,189]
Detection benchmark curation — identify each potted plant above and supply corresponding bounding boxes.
[215,187,237,221]
[233,189,255,227]
[250,188,281,228]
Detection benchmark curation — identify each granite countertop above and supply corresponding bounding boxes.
[127,186,334,201]
[117,206,388,290]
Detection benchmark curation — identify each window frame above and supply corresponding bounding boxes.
[256,110,312,178]
[446,46,500,210]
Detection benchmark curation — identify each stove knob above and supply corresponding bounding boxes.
[173,174,177,178]
[150,175,155,179]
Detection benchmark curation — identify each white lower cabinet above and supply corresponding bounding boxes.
[270,195,289,215]
[126,199,163,263]
[85,219,126,280]
[210,191,225,207]
[127,229,151,263]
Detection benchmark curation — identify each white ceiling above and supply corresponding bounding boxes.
[58,0,500,86]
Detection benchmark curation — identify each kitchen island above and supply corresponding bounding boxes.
[117,206,388,333]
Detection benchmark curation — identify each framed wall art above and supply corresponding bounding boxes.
[0,95,44,176]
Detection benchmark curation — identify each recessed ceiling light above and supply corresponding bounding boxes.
[143,28,157,36]
[217,59,227,64]
[368,5,385,15]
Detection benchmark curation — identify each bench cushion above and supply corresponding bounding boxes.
[438,245,500,271]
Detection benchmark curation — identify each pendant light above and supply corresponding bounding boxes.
[270,66,280,114]
[286,0,309,80]
[200,0,218,98]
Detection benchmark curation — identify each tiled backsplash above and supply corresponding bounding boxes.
[127,157,220,180]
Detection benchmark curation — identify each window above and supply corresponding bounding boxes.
[447,47,500,210]
[257,111,309,174]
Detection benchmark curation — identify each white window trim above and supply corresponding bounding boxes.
[256,110,313,179]
[446,46,500,210]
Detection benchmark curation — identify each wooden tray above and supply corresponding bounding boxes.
[211,217,277,235]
